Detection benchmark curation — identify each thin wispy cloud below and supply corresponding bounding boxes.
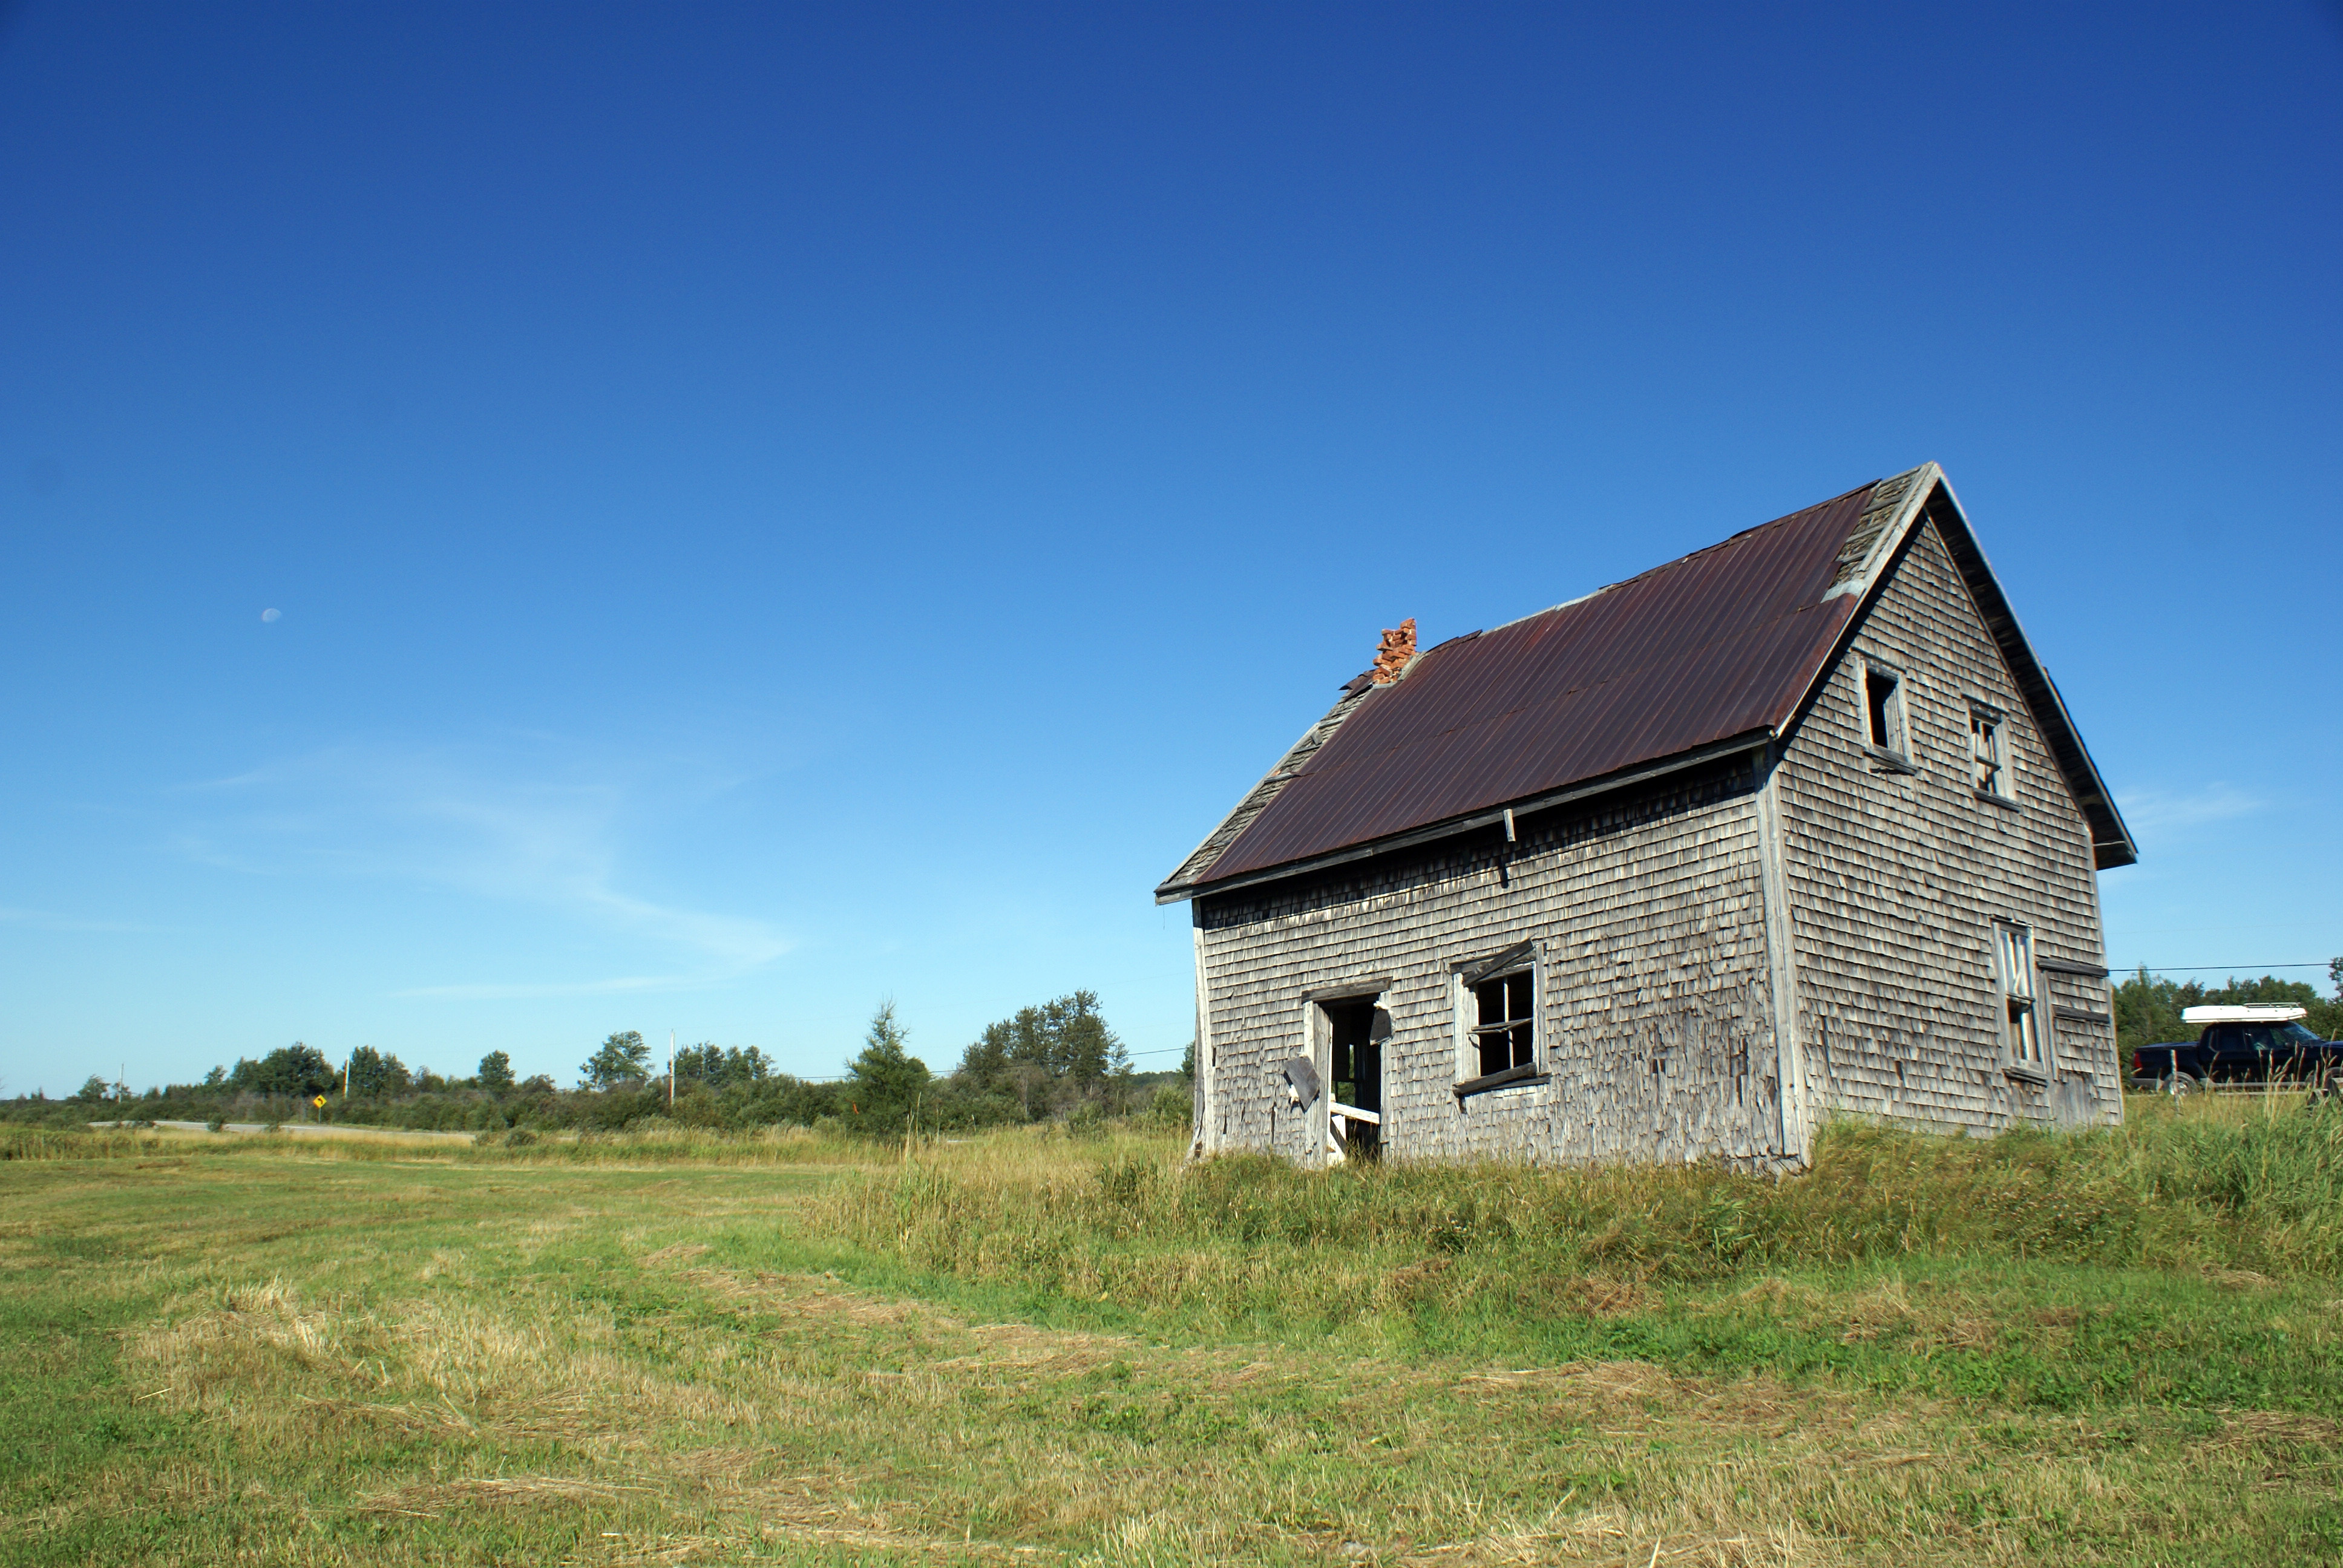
[171,736,790,995]
[2114,782,2260,840]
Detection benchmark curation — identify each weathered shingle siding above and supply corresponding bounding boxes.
[1777,515,2118,1135]
[1194,758,1791,1168]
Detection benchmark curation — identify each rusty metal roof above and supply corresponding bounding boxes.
[1157,465,2135,902]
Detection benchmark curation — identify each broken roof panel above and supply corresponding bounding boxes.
[1157,464,2134,902]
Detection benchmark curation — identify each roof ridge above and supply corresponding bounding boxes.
[1824,464,1932,598]
[1478,478,1886,640]
[1308,596,1840,771]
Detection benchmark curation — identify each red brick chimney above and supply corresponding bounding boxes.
[1370,618,1417,684]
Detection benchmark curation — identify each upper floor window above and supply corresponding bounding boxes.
[1863,659,1910,759]
[1994,921,2043,1075]
[1970,702,2011,799]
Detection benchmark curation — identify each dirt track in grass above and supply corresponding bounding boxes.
[2,1122,2339,1565]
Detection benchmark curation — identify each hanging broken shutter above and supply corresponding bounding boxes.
[1281,1056,1323,1107]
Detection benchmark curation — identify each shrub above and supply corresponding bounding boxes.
[1144,1082,1193,1130]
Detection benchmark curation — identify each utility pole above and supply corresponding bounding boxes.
[668,1028,677,1107]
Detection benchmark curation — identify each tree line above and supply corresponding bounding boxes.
[15,991,1188,1137]
[32,963,2333,1135]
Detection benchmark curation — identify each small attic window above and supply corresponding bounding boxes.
[1971,702,2011,800]
[1863,659,1909,759]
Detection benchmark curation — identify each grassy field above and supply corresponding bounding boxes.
[2,1101,2339,1566]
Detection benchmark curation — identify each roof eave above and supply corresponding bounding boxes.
[1158,727,1775,905]
[1152,683,1378,901]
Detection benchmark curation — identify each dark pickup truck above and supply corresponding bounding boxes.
[2131,1008,2343,1091]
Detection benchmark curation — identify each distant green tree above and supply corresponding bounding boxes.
[952,992,1129,1117]
[580,1031,651,1089]
[346,1045,407,1097]
[229,1043,337,1099]
[2332,956,2342,1001]
[202,1065,226,1089]
[477,1050,515,1091]
[672,1043,773,1090]
[844,1003,929,1124]
[73,1075,110,1103]
[1047,991,1127,1086]
[1180,1037,1195,1079]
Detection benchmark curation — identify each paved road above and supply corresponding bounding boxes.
[90,1119,479,1143]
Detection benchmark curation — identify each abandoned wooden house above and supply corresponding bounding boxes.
[1156,463,2135,1171]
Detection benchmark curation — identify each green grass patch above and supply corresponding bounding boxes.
[1,1103,2339,1564]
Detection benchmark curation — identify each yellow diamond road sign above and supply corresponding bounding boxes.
[313,1096,327,1108]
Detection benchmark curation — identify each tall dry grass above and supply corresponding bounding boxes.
[808,1094,2343,1327]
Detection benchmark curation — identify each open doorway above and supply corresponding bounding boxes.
[1320,995,1388,1160]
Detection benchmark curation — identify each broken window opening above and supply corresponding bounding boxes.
[1971,703,2010,799]
[1863,661,1909,757]
[1996,922,2043,1073]
[1472,969,1536,1077]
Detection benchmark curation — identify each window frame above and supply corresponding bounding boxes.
[1469,967,1537,1078]
[1970,700,2014,803]
[1859,655,1915,766]
[1452,940,1545,1099]
[1993,921,2046,1080]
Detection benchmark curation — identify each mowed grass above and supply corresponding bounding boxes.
[0,1103,2337,1566]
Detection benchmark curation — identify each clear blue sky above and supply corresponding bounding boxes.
[2,2,2338,1094]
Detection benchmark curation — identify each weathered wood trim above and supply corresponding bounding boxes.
[1533,939,1550,1076]
[1755,746,1807,1160]
[1162,730,1773,904]
[1458,939,1536,987]
[1449,963,1471,1090]
[2053,1006,2113,1026]
[1305,996,1331,1168]
[1191,911,1217,1155]
[1303,976,1394,1004]
[1453,1064,1548,1100]
[2037,958,2110,978]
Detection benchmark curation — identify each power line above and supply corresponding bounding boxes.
[2122,963,2332,973]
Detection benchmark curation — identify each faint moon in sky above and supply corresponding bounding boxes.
[260,608,281,622]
